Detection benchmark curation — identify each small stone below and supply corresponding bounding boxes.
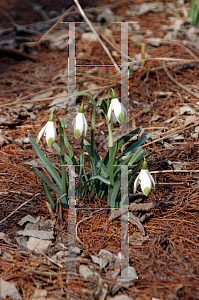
[130,34,144,48]
[146,38,162,47]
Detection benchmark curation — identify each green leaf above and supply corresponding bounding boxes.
[52,142,73,165]
[128,159,143,188]
[189,0,195,18]
[85,154,97,177]
[42,181,56,211]
[115,132,153,164]
[145,147,156,159]
[63,134,79,167]
[57,194,68,209]
[103,127,141,169]
[60,118,67,129]
[32,167,63,197]
[28,131,62,190]
[76,137,86,197]
[84,154,98,198]
[83,139,109,178]
[96,181,107,199]
[87,175,110,185]
[97,98,108,116]
[128,147,145,165]
[110,177,121,208]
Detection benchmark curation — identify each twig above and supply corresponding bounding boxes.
[145,119,199,146]
[159,39,198,60]
[100,31,131,63]
[163,62,199,100]
[151,170,199,174]
[73,0,120,74]
[0,47,40,61]
[0,193,41,224]
[129,57,199,65]
[0,4,121,36]
[39,250,63,268]
[0,83,114,108]
[36,5,75,46]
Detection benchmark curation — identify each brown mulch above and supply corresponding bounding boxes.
[0,0,199,299]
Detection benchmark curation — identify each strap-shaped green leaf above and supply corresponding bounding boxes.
[103,127,141,169]
[84,139,109,178]
[97,98,108,116]
[85,154,100,198]
[42,181,56,211]
[110,177,121,208]
[145,147,156,159]
[32,167,63,197]
[57,194,68,209]
[63,133,78,165]
[28,131,62,190]
[87,175,110,185]
[96,181,107,199]
[128,147,145,165]
[52,142,73,165]
[115,132,153,163]
[128,159,143,188]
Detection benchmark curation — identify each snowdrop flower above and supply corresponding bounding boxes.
[36,111,57,147]
[134,159,155,196]
[72,103,88,139]
[107,90,127,124]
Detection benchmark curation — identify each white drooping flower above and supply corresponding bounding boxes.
[72,103,88,139]
[134,159,155,196]
[107,90,127,124]
[36,111,57,147]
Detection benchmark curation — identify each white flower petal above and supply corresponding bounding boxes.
[45,121,57,146]
[108,98,127,124]
[36,124,47,144]
[107,100,113,122]
[121,104,127,122]
[72,113,85,139]
[112,98,122,123]
[149,172,155,189]
[134,166,155,196]
[133,173,140,193]
[83,114,88,136]
[139,169,152,196]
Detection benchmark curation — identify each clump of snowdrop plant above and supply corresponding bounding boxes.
[28,88,155,210]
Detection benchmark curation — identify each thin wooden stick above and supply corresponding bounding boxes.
[36,5,76,45]
[151,170,199,174]
[0,193,41,224]
[145,119,199,146]
[163,62,199,100]
[73,0,120,74]
[0,47,40,61]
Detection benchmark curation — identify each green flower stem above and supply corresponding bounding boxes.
[60,128,66,202]
[54,111,67,207]
[108,121,114,196]
[91,103,96,161]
